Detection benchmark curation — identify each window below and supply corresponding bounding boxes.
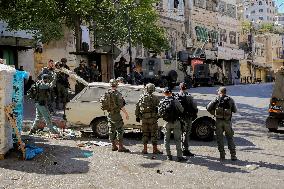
[259,9,263,12]
[251,10,255,14]
[246,15,249,18]
[218,1,226,14]
[259,17,263,20]
[227,4,236,18]
[259,1,262,5]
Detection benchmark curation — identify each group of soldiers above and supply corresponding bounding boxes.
[29,58,70,134]
[101,79,238,162]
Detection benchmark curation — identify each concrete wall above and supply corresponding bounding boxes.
[18,49,35,78]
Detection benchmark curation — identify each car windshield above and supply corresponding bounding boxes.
[77,86,106,102]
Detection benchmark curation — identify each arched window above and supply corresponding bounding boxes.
[259,1,262,5]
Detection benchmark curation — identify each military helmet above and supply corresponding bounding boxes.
[217,86,226,94]
[41,74,49,80]
[109,79,118,87]
[146,83,155,93]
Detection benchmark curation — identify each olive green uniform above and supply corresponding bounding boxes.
[207,96,237,157]
[107,90,125,142]
[135,93,160,145]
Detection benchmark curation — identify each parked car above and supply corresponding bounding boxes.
[65,82,216,141]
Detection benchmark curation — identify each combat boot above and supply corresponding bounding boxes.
[177,156,187,162]
[118,140,130,153]
[167,155,173,161]
[183,150,195,157]
[220,152,226,161]
[153,144,163,154]
[112,141,118,151]
[142,144,148,154]
[231,155,238,161]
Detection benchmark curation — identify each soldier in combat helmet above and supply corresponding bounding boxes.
[135,83,162,154]
[207,87,237,161]
[100,79,130,152]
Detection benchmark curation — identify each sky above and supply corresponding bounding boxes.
[275,0,284,13]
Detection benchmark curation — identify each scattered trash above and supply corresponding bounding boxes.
[25,145,44,160]
[245,164,260,170]
[83,152,93,158]
[53,162,58,165]
[77,141,111,148]
[156,170,174,175]
[156,170,161,174]
[151,156,156,160]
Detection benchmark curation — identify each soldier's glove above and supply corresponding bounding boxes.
[136,117,140,123]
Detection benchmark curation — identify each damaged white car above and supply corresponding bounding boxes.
[65,82,215,141]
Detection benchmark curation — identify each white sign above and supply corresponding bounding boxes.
[218,47,245,60]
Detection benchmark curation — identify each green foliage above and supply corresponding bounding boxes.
[241,21,253,34]
[257,23,274,34]
[0,0,169,52]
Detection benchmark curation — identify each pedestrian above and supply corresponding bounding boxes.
[175,82,198,157]
[29,74,59,134]
[55,61,69,111]
[100,79,130,152]
[114,57,127,79]
[158,87,187,162]
[89,62,100,82]
[135,83,162,154]
[116,77,125,84]
[60,58,70,70]
[206,87,238,161]
[74,60,88,94]
[24,76,35,95]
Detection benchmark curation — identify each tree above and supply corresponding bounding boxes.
[0,0,169,52]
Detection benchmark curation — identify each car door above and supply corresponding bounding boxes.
[65,86,106,126]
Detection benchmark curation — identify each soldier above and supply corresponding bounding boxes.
[38,59,56,114]
[176,82,198,157]
[29,74,59,134]
[158,87,187,162]
[100,79,130,152]
[206,87,237,161]
[135,83,162,154]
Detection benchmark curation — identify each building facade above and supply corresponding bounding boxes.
[243,0,278,24]
[0,21,35,77]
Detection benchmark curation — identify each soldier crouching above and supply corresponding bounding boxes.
[135,83,162,154]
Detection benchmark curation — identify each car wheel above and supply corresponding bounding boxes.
[266,117,279,132]
[91,117,109,139]
[191,118,214,141]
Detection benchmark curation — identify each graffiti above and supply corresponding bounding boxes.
[195,26,219,43]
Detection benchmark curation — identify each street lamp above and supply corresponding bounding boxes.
[113,0,140,84]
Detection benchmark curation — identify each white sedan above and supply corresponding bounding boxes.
[65,82,215,141]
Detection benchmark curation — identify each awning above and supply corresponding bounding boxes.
[0,37,33,49]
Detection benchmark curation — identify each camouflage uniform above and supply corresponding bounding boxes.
[159,89,186,162]
[103,79,129,152]
[207,87,237,160]
[30,74,58,134]
[178,91,197,156]
[135,83,162,154]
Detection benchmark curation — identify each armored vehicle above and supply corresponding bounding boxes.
[141,58,190,89]
[266,67,284,132]
[193,64,224,87]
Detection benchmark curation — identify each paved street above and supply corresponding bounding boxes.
[0,83,284,189]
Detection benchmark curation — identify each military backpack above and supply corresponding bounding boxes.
[175,92,198,117]
[100,89,122,112]
[215,96,232,120]
[158,97,180,123]
[138,93,157,114]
